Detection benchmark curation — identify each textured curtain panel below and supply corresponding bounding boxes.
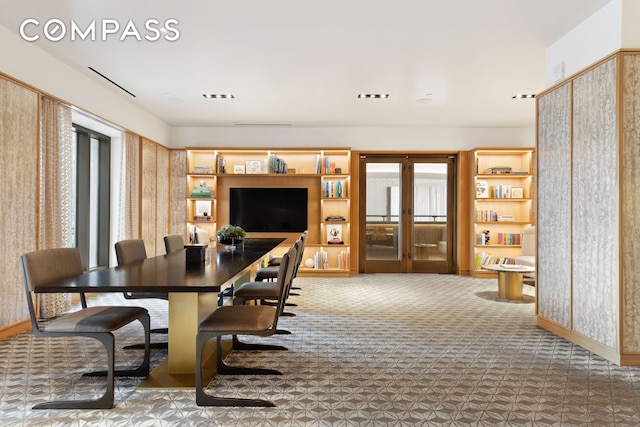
[38,97,74,319]
[123,132,140,239]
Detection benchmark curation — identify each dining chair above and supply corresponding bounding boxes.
[195,245,297,407]
[255,230,308,283]
[164,234,185,254]
[238,231,307,320]
[20,247,151,409]
[231,237,303,346]
[253,230,307,315]
[115,239,168,349]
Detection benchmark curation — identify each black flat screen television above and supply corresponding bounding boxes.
[229,187,308,232]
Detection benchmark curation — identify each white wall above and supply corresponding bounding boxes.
[546,0,621,86]
[170,126,535,151]
[546,0,640,87]
[0,25,171,146]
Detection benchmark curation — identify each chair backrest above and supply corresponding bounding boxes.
[115,239,147,266]
[521,226,535,257]
[272,245,298,327]
[164,234,185,254]
[292,230,308,277]
[20,248,84,333]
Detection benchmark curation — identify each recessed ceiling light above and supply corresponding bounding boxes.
[358,93,389,99]
[512,94,535,99]
[203,94,235,99]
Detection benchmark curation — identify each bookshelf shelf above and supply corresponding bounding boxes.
[471,148,535,277]
[185,148,352,276]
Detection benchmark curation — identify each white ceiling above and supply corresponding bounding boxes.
[0,0,612,128]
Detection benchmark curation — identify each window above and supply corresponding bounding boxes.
[72,125,111,270]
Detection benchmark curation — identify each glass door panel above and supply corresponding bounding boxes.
[410,161,453,273]
[364,162,402,272]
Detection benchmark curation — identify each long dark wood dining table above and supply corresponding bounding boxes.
[32,237,285,389]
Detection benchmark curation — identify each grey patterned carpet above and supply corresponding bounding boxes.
[2,274,640,426]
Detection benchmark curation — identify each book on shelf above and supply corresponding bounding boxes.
[268,154,288,174]
[215,155,226,174]
[476,210,499,222]
[475,252,514,270]
[190,186,212,197]
[314,249,329,269]
[496,233,521,245]
[193,165,212,174]
[337,250,349,270]
[475,230,490,245]
[483,166,513,174]
[490,185,511,198]
[323,156,337,174]
[323,180,347,198]
[325,215,346,221]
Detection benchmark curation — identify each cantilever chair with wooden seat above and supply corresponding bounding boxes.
[20,247,151,409]
[195,245,297,407]
[115,238,169,349]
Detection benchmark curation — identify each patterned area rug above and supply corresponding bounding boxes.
[1,273,640,426]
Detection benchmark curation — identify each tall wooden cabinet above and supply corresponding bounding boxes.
[470,148,535,277]
[537,50,640,365]
[185,148,353,277]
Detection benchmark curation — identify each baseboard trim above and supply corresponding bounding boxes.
[536,315,625,365]
[0,319,31,340]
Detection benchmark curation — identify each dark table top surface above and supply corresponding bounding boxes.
[34,238,285,294]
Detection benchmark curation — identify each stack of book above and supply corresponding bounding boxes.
[193,165,212,174]
[483,166,512,174]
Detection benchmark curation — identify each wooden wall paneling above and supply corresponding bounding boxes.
[621,53,640,353]
[457,150,470,275]
[169,149,187,237]
[0,77,39,331]
[571,58,619,349]
[141,139,157,256]
[536,83,573,327]
[349,151,360,274]
[156,145,170,255]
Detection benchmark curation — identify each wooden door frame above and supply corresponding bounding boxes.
[358,153,458,274]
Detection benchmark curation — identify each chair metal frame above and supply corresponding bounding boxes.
[20,247,151,409]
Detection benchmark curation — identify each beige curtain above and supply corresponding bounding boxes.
[122,132,140,239]
[38,96,74,318]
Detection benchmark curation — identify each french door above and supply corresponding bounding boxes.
[358,154,456,273]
